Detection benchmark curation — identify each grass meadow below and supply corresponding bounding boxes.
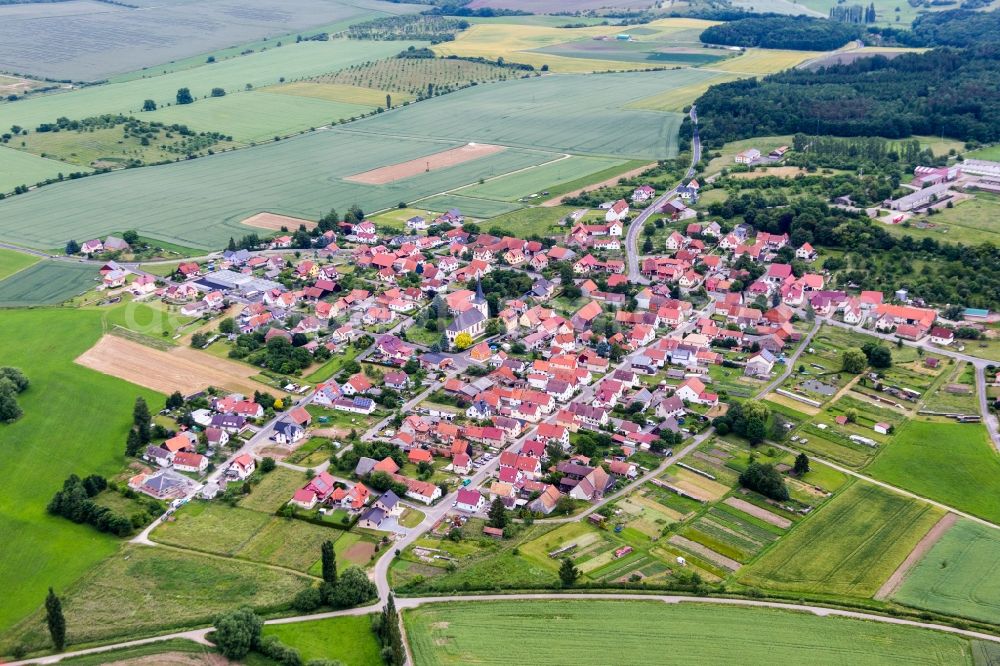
[740,481,943,597]
[0,261,98,306]
[0,248,39,280]
[405,600,975,665]
[866,420,1000,524]
[0,145,82,193]
[892,519,1000,625]
[262,615,382,665]
[0,309,161,640]
[5,545,310,651]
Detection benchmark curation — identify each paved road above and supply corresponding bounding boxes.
[624,106,700,283]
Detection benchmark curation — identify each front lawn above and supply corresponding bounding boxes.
[262,615,381,666]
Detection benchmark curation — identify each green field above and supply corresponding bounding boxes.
[4,545,310,651]
[147,91,371,143]
[866,421,1000,524]
[413,193,524,219]
[0,146,84,193]
[405,600,975,665]
[0,130,557,249]
[741,482,943,597]
[262,615,382,665]
[0,248,39,280]
[482,206,575,238]
[892,519,1000,625]
[0,309,161,638]
[0,260,98,306]
[884,192,1000,247]
[347,69,705,159]
[0,40,415,136]
[455,155,627,202]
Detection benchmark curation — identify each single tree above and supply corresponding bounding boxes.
[227,236,237,251]
[559,557,579,587]
[793,452,810,476]
[330,567,377,608]
[321,539,337,584]
[841,347,867,374]
[213,607,263,660]
[45,587,66,651]
[133,396,150,430]
[65,239,80,255]
[454,332,473,350]
[175,87,194,105]
[487,497,508,530]
[386,93,392,109]
[210,87,226,97]
[142,99,156,111]
[166,391,184,410]
[125,428,143,457]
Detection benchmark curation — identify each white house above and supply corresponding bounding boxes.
[604,199,629,223]
[228,454,256,480]
[735,148,761,164]
[273,420,305,445]
[455,488,486,513]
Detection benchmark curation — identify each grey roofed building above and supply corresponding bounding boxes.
[377,490,400,512]
[354,456,378,477]
[447,307,486,334]
[360,506,387,528]
[195,269,283,297]
[141,469,188,497]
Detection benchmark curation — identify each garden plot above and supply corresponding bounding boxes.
[723,497,791,528]
[659,467,731,503]
[920,362,978,414]
[680,506,783,565]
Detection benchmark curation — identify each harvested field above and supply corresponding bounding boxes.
[75,334,267,395]
[669,534,741,571]
[345,143,505,184]
[723,497,791,528]
[241,211,317,231]
[875,512,958,600]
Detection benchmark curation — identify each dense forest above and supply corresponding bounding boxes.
[695,47,1000,146]
[904,8,1000,47]
[700,15,862,50]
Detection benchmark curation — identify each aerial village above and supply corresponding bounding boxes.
[72,153,989,572]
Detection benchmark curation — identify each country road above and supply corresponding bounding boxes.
[12,591,999,666]
[625,106,700,283]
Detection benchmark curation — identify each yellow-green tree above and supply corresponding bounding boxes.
[454,332,473,350]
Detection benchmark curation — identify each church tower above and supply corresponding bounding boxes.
[473,278,489,318]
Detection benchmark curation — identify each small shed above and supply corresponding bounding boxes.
[874,422,892,435]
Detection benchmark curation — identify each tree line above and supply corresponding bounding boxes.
[700,15,863,51]
[695,47,1000,146]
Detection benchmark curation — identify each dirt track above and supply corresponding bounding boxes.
[240,212,316,231]
[540,162,656,206]
[75,335,267,396]
[344,143,505,184]
[875,512,958,600]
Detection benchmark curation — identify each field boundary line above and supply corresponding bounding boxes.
[874,512,959,600]
[773,442,1000,532]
